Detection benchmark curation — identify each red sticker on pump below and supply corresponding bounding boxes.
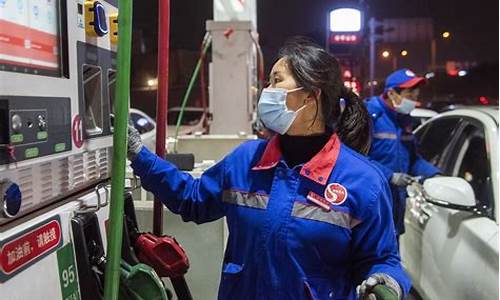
[72,114,83,148]
[0,216,62,281]
[324,183,348,205]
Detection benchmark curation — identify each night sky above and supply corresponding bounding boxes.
[131,0,498,113]
[257,0,498,71]
[133,0,498,64]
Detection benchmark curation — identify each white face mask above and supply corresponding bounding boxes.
[394,97,417,115]
[257,87,306,134]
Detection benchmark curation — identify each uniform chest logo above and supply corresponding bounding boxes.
[324,183,348,205]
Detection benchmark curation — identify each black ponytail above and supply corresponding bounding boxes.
[277,37,371,154]
[337,86,371,155]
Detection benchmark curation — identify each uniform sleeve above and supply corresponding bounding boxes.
[131,147,227,224]
[410,154,441,178]
[409,138,441,178]
[351,179,411,297]
[368,159,394,182]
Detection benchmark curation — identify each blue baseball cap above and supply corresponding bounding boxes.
[384,68,426,92]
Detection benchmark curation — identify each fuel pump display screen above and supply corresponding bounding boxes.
[0,0,61,76]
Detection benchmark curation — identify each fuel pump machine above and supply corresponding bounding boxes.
[0,0,170,299]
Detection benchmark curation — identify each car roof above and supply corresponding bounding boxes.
[469,106,499,123]
[441,106,498,125]
[411,108,438,118]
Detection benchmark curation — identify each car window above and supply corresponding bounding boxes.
[131,112,155,134]
[415,117,462,169]
[452,124,494,215]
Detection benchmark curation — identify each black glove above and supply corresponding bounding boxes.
[128,124,144,161]
[391,173,413,187]
[357,273,402,300]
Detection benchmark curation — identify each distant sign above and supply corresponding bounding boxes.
[330,8,361,32]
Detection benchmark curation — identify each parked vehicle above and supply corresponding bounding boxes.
[401,106,499,300]
[410,108,437,129]
[130,108,157,151]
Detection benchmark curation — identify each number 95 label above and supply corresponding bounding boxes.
[57,243,80,300]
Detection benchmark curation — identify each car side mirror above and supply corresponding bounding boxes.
[135,117,153,134]
[423,176,476,210]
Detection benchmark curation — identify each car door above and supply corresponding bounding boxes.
[424,119,498,300]
[404,117,498,300]
[400,116,463,292]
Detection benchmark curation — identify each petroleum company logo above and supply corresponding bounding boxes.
[324,183,348,205]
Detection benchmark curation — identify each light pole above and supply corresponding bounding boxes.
[369,18,376,96]
[430,31,450,71]
[368,18,394,95]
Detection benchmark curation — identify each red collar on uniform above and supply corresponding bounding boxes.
[252,133,341,185]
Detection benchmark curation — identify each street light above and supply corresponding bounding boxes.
[442,31,451,39]
[147,78,158,87]
[400,50,408,57]
[381,50,398,70]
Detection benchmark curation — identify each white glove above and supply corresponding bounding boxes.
[127,124,144,160]
[356,273,402,300]
[391,173,413,187]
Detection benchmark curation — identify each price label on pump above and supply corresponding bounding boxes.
[57,243,81,300]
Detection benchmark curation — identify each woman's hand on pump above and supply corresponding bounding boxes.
[128,124,144,161]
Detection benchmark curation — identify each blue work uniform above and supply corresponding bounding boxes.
[131,133,411,299]
[365,96,440,234]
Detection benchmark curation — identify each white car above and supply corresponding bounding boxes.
[130,108,157,152]
[410,108,438,127]
[110,108,158,151]
[401,106,499,299]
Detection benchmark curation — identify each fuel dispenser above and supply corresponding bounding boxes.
[0,0,190,299]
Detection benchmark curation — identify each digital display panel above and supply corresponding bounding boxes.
[0,0,61,76]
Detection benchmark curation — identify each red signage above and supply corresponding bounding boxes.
[330,33,361,44]
[0,219,62,275]
[72,114,84,148]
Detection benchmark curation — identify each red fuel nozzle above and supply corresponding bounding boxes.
[135,232,189,278]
